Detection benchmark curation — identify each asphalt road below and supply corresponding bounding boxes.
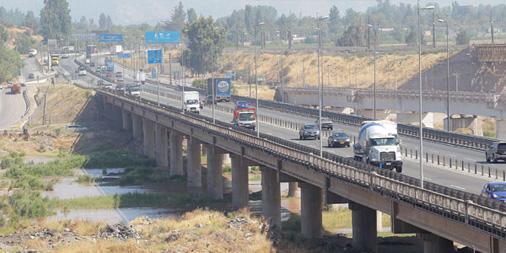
[59,56,497,195]
[0,88,26,130]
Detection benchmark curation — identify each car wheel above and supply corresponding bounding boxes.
[395,167,402,173]
[486,156,491,163]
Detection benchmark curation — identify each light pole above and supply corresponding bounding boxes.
[490,19,495,44]
[368,23,380,120]
[317,16,328,157]
[438,18,451,132]
[256,22,265,138]
[418,1,435,189]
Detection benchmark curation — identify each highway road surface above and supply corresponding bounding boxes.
[0,88,26,130]
[58,56,501,195]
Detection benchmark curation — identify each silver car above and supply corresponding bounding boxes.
[299,123,320,140]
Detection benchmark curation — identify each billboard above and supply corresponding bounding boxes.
[98,33,124,43]
[145,31,181,44]
[147,49,163,64]
[117,52,131,59]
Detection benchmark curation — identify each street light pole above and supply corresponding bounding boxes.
[368,23,379,120]
[256,22,264,138]
[317,16,328,158]
[417,1,435,189]
[438,18,451,131]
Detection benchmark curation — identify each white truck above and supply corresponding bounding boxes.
[353,120,402,172]
[183,91,200,114]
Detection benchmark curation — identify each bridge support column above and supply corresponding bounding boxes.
[445,115,483,136]
[287,182,300,197]
[155,124,168,168]
[112,106,123,129]
[131,114,143,142]
[419,233,454,253]
[351,202,377,253]
[397,112,434,128]
[496,119,506,139]
[169,130,184,176]
[300,183,322,239]
[261,167,281,229]
[206,145,224,199]
[186,136,202,191]
[142,118,155,159]
[231,154,249,210]
[121,110,132,131]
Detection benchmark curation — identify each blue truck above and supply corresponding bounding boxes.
[207,78,232,103]
[105,57,114,72]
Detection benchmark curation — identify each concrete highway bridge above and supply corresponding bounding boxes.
[61,56,506,253]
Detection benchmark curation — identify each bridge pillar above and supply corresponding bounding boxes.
[131,114,143,142]
[231,154,249,210]
[121,110,132,131]
[397,112,434,128]
[261,166,281,229]
[187,136,202,191]
[497,119,506,139]
[206,145,224,199]
[169,130,184,177]
[445,115,483,136]
[350,202,377,253]
[287,182,300,197]
[154,124,168,168]
[418,233,455,253]
[300,182,322,239]
[142,118,155,159]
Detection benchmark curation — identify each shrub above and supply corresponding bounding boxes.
[8,191,50,218]
[85,150,155,168]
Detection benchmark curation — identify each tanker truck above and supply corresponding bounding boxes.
[353,120,402,172]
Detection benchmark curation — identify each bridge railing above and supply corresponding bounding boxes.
[100,89,506,239]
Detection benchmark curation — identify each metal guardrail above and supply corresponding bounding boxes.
[99,89,506,239]
[75,59,498,151]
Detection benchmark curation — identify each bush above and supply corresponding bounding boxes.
[85,150,155,168]
[8,191,50,218]
[192,79,207,90]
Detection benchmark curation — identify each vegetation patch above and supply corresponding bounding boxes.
[84,149,155,169]
[49,192,218,210]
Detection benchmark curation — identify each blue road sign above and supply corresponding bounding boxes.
[145,31,181,44]
[117,52,131,59]
[98,33,124,43]
[147,49,163,64]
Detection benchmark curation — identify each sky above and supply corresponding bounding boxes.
[0,0,504,25]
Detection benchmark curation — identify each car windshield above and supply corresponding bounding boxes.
[370,138,397,146]
[304,124,318,130]
[239,112,255,121]
[490,183,506,192]
[498,143,506,150]
[186,99,198,105]
[332,132,348,138]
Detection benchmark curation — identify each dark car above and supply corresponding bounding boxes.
[327,130,351,147]
[28,73,35,79]
[316,117,333,130]
[486,142,506,163]
[299,123,320,140]
[481,182,506,201]
[115,84,126,93]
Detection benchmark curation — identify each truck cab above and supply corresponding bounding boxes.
[233,101,256,130]
[183,91,201,114]
[354,121,402,172]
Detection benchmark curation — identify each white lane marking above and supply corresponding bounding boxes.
[449,185,465,190]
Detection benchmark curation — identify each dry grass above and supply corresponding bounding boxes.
[30,84,95,126]
[222,51,448,89]
[54,240,150,253]
[234,83,276,100]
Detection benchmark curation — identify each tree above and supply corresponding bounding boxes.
[0,26,8,45]
[171,2,186,31]
[456,29,470,45]
[99,13,107,30]
[184,16,226,74]
[15,33,35,54]
[187,8,197,24]
[23,11,38,32]
[39,0,71,41]
[328,6,341,39]
[0,45,22,83]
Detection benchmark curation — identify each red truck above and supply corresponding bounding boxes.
[10,83,21,94]
[233,101,256,130]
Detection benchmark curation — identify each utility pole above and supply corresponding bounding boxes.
[432,11,436,48]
